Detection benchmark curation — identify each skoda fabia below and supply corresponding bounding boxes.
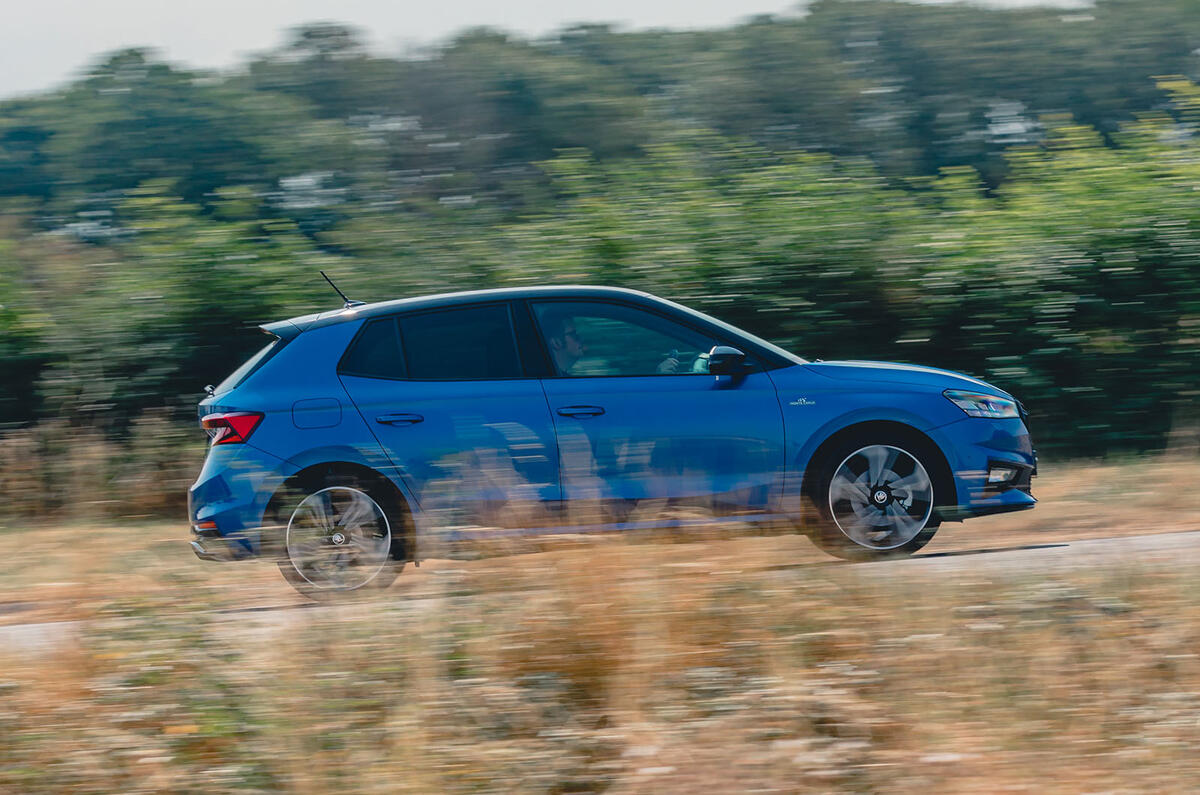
[189,286,1036,597]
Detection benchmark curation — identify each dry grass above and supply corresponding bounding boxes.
[0,413,200,521]
[1,456,1200,792]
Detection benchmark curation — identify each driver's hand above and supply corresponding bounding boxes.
[656,356,681,374]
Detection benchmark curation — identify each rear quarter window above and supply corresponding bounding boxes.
[339,318,406,379]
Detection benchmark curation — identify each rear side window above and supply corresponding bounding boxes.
[339,318,406,379]
[399,304,521,380]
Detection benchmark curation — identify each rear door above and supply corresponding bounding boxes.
[529,299,785,525]
[338,302,560,530]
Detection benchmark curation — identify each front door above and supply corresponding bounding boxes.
[529,299,785,526]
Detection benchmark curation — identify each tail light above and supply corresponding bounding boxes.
[201,412,264,446]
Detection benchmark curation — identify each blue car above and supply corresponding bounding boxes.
[189,286,1036,597]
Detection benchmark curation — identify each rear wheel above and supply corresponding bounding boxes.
[276,478,404,599]
[808,436,942,561]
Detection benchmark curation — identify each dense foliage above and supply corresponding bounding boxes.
[3,0,1200,468]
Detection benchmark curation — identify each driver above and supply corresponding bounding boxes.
[656,351,681,374]
[541,309,588,375]
[541,308,694,376]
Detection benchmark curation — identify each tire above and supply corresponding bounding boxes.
[807,432,943,561]
[275,473,405,600]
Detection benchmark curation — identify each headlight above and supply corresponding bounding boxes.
[943,389,1020,419]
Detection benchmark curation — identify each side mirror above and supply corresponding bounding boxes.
[707,345,747,375]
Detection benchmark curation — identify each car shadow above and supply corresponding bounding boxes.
[913,542,1069,559]
[755,542,1071,572]
[216,602,319,615]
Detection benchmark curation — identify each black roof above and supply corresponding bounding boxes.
[261,284,804,367]
[264,285,663,338]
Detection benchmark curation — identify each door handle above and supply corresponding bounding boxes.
[375,412,424,426]
[556,405,605,418]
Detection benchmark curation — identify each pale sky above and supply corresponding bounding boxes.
[1,0,1090,100]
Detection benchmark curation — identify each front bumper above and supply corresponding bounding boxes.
[929,415,1038,522]
[937,496,1036,522]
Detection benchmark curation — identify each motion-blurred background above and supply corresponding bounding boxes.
[3,0,1200,517]
[6,2,1200,792]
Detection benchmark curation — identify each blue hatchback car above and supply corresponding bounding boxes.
[189,286,1036,597]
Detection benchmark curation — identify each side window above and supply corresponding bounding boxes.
[339,318,406,379]
[531,301,721,377]
[399,304,522,380]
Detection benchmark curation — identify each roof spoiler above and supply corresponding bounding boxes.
[259,319,304,341]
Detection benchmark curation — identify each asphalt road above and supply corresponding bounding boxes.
[4,528,1199,655]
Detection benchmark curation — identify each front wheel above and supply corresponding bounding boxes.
[276,481,403,599]
[808,438,942,561]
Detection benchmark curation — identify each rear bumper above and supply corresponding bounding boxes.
[187,444,292,559]
[190,540,221,561]
[190,530,237,561]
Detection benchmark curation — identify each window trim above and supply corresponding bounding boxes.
[337,300,530,382]
[527,297,766,379]
[513,300,556,378]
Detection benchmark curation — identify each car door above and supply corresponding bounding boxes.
[529,299,785,525]
[338,302,560,530]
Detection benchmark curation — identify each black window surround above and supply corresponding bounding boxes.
[337,301,527,382]
[337,296,782,382]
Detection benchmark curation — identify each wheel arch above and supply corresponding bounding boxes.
[801,420,958,513]
[263,461,417,561]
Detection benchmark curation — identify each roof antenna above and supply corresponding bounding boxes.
[320,270,365,309]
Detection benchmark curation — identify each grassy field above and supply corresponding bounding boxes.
[2,457,1200,792]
